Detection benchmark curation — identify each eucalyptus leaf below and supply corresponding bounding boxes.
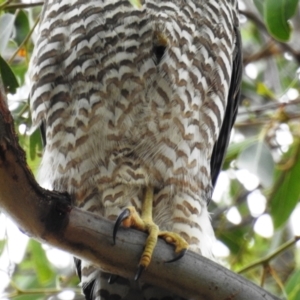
[15,10,30,46]
[237,141,274,188]
[264,0,299,41]
[256,82,275,99]
[270,139,300,229]
[129,0,142,8]
[0,13,15,54]
[27,240,54,283]
[223,137,257,170]
[285,269,300,300]
[0,55,19,94]
[218,227,249,255]
[253,0,264,16]
[29,128,43,161]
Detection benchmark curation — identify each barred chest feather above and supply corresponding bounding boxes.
[30,0,239,257]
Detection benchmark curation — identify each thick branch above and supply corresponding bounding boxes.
[0,82,281,300]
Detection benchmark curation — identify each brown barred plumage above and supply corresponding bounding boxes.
[30,0,242,299]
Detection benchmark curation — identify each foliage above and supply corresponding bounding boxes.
[0,0,300,299]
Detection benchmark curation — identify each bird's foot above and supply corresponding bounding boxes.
[113,188,188,280]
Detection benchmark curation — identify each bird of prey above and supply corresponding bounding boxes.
[30,0,242,299]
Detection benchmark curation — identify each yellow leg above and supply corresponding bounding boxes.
[113,187,189,279]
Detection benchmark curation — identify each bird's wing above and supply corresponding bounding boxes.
[210,26,243,189]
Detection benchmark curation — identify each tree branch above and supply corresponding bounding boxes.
[0,82,282,299]
[0,1,44,10]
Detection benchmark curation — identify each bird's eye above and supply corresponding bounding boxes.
[153,45,166,65]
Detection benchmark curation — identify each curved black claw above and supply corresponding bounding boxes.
[165,249,187,264]
[113,208,131,244]
[108,274,119,284]
[134,265,145,281]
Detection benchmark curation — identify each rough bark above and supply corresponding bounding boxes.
[0,80,282,300]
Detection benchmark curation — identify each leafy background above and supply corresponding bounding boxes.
[1,0,300,299]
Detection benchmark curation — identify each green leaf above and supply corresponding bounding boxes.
[229,178,243,201]
[0,239,6,255]
[253,0,264,16]
[0,13,15,54]
[14,10,30,45]
[128,0,142,8]
[256,82,276,99]
[27,240,54,283]
[237,141,274,188]
[270,139,300,228]
[264,0,299,41]
[218,227,249,255]
[10,59,28,86]
[0,55,19,94]
[223,137,257,170]
[26,128,42,173]
[29,128,43,161]
[285,269,300,300]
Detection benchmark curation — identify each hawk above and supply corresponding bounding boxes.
[30,0,242,299]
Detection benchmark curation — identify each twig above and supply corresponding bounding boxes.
[238,236,300,274]
[0,0,14,10]
[0,1,43,10]
[5,280,81,299]
[238,99,300,116]
[8,16,40,64]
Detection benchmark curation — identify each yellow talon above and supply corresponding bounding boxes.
[159,231,189,254]
[113,187,189,279]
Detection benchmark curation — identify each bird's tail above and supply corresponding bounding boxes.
[74,258,134,300]
[74,258,186,300]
